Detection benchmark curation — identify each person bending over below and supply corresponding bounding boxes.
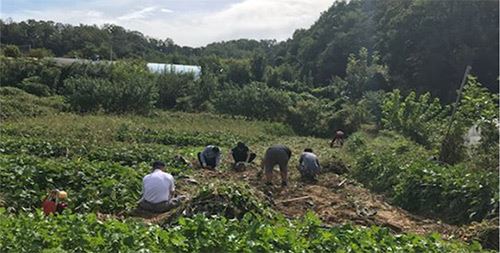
[198,145,221,170]
[262,144,292,187]
[231,141,256,164]
[298,148,321,182]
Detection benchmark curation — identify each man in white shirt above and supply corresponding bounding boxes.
[138,161,179,213]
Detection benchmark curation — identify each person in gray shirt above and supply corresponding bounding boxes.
[262,144,292,187]
[197,145,221,170]
[298,148,321,182]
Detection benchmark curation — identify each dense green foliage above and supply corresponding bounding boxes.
[2,0,498,102]
[347,132,499,224]
[0,155,145,213]
[381,77,499,167]
[0,87,66,120]
[381,90,449,147]
[278,0,498,101]
[0,210,487,252]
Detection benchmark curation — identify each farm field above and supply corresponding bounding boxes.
[0,110,497,252]
[1,0,499,251]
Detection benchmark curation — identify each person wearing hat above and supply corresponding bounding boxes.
[42,189,68,215]
[138,161,180,213]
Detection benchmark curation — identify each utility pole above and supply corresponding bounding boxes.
[438,65,472,162]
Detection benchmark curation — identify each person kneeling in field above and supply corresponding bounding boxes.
[198,145,221,170]
[231,142,256,168]
[298,148,321,182]
[138,161,183,213]
[262,144,292,187]
[42,189,68,215]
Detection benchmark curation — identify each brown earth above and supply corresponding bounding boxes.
[172,162,460,239]
[114,157,497,249]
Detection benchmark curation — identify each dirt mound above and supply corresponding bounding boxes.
[133,161,462,240]
[457,217,499,250]
[189,163,460,239]
[321,159,350,174]
[133,172,273,225]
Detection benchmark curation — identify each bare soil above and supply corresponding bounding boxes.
[179,163,460,239]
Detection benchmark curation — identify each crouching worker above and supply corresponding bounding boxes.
[330,129,345,147]
[138,161,182,213]
[231,142,256,167]
[263,144,292,187]
[42,189,68,215]
[298,148,321,182]
[198,145,221,170]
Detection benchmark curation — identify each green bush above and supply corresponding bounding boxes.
[0,87,66,120]
[381,89,449,147]
[63,64,157,114]
[349,134,499,224]
[352,151,404,193]
[345,132,366,152]
[0,211,487,252]
[156,72,195,109]
[0,56,61,92]
[0,154,146,213]
[18,79,52,96]
[2,45,21,58]
[62,77,108,112]
[214,82,292,121]
[287,99,335,137]
[393,161,499,224]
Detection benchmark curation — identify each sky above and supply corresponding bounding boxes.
[1,0,334,47]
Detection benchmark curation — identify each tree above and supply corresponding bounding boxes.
[27,48,54,58]
[225,59,251,86]
[341,48,388,99]
[250,54,266,81]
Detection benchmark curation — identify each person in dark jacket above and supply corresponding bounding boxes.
[231,142,256,164]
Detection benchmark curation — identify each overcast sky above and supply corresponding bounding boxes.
[1,0,334,47]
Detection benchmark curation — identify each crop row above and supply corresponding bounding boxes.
[0,210,488,253]
[0,154,163,213]
[0,135,202,167]
[1,122,261,147]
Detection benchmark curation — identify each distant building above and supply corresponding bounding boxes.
[147,63,202,78]
[49,58,202,78]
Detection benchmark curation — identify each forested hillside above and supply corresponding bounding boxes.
[1,0,498,101]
